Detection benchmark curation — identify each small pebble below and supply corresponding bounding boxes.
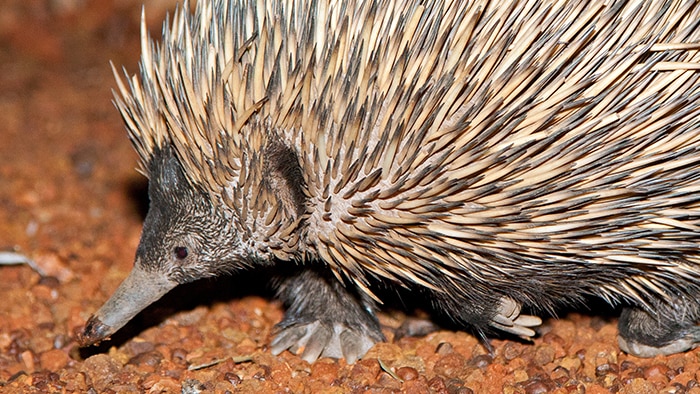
[396,366,419,381]
[559,356,581,372]
[375,372,402,390]
[522,380,552,394]
[171,348,188,365]
[128,350,163,368]
[550,366,569,381]
[643,363,671,386]
[533,345,555,366]
[445,378,473,394]
[20,349,36,371]
[428,376,447,391]
[469,354,492,369]
[39,349,70,371]
[81,354,123,393]
[621,378,657,394]
[436,342,454,355]
[224,372,242,386]
[502,342,522,361]
[124,340,155,357]
[142,376,181,392]
[181,378,208,394]
[433,353,469,378]
[37,276,60,288]
[513,369,529,383]
[595,363,618,377]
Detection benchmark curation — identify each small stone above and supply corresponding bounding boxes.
[428,376,447,392]
[81,354,123,393]
[124,340,155,357]
[542,332,565,346]
[642,363,670,387]
[20,350,36,372]
[30,370,60,391]
[622,366,645,384]
[39,349,70,371]
[396,366,419,381]
[403,379,432,394]
[469,354,492,369]
[60,369,88,392]
[513,369,529,383]
[433,353,470,379]
[53,334,70,349]
[171,348,188,365]
[181,378,208,394]
[502,342,522,361]
[533,345,555,367]
[127,350,163,370]
[444,378,472,394]
[348,358,381,388]
[595,363,618,377]
[142,375,181,392]
[620,360,638,371]
[37,276,60,288]
[644,364,670,380]
[620,378,657,394]
[310,359,340,385]
[436,342,455,355]
[550,366,569,381]
[375,372,402,390]
[522,379,552,394]
[601,374,621,390]
[224,372,242,386]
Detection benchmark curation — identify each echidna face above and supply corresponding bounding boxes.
[78,146,249,347]
[138,145,247,284]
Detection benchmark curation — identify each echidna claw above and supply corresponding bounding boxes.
[271,321,377,364]
[491,296,542,339]
[270,324,310,355]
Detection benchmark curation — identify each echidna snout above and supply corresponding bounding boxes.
[81,0,700,363]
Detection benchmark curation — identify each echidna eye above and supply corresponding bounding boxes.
[174,246,188,260]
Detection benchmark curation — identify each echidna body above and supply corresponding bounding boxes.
[79,0,700,362]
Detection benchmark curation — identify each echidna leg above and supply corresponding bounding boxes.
[618,302,700,357]
[271,269,384,363]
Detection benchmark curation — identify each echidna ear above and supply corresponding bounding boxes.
[263,140,307,218]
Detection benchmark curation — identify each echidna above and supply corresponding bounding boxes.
[79,0,700,363]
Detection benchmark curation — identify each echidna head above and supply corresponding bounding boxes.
[137,145,249,283]
[79,145,253,346]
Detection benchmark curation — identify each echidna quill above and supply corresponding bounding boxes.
[78,0,700,363]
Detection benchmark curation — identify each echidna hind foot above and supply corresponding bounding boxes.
[618,305,700,358]
[491,297,542,339]
[271,270,384,363]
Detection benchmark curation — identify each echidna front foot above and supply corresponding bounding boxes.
[271,320,377,363]
[618,304,700,358]
[272,269,384,363]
